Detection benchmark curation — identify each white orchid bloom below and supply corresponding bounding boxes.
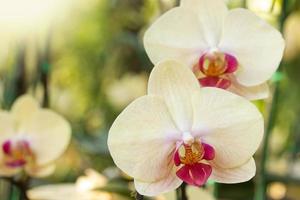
[0,95,71,177]
[108,60,263,196]
[144,0,285,100]
[28,169,112,200]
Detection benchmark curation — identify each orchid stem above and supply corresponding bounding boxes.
[176,183,189,200]
[180,183,188,200]
[254,0,288,199]
[1,177,29,200]
[135,192,144,200]
[39,30,52,108]
[176,187,181,200]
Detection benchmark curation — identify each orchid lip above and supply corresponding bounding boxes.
[2,139,35,168]
[174,141,215,186]
[196,51,238,89]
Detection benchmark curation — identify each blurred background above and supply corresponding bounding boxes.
[0,0,300,199]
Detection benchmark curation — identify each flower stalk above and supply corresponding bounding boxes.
[180,183,188,200]
[1,176,30,200]
[254,0,289,199]
[176,183,188,200]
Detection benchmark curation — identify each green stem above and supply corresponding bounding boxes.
[213,182,219,198]
[1,177,29,200]
[3,43,27,109]
[39,31,52,108]
[176,187,181,200]
[254,1,288,200]
[180,183,188,200]
[175,183,189,200]
[14,44,27,98]
[254,80,280,200]
[8,183,14,200]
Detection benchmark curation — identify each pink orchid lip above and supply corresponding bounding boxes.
[197,52,238,89]
[176,162,212,186]
[6,159,27,168]
[2,140,12,155]
[2,139,34,168]
[224,54,238,74]
[199,76,231,89]
[174,142,215,187]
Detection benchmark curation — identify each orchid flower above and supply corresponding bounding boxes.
[0,95,71,177]
[108,60,263,196]
[144,0,285,100]
[28,169,111,200]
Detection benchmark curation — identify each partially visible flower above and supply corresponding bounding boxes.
[108,60,263,196]
[144,0,285,100]
[106,73,147,110]
[28,169,112,200]
[283,12,300,61]
[267,182,287,200]
[0,95,71,177]
[76,169,107,192]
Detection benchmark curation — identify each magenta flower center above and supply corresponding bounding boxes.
[2,140,35,168]
[174,141,215,186]
[196,51,238,89]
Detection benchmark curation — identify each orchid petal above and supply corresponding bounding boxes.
[108,96,180,182]
[228,79,269,100]
[180,0,228,47]
[144,7,208,67]
[210,158,256,183]
[11,95,39,128]
[219,8,285,86]
[0,164,20,177]
[28,184,112,200]
[144,7,207,67]
[192,88,263,168]
[22,110,71,166]
[134,169,182,196]
[148,60,200,131]
[0,112,15,163]
[0,112,14,142]
[25,164,56,178]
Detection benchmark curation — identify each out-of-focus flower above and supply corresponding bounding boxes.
[108,60,263,196]
[28,169,112,200]
[158,187,215,200]
[267,182,287,200]
[247,0,273,13]
[76,169,107,191]
[0,95,71,177]
[144,0,285,100]
[106,73,147,109]
[283,12,300,61]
